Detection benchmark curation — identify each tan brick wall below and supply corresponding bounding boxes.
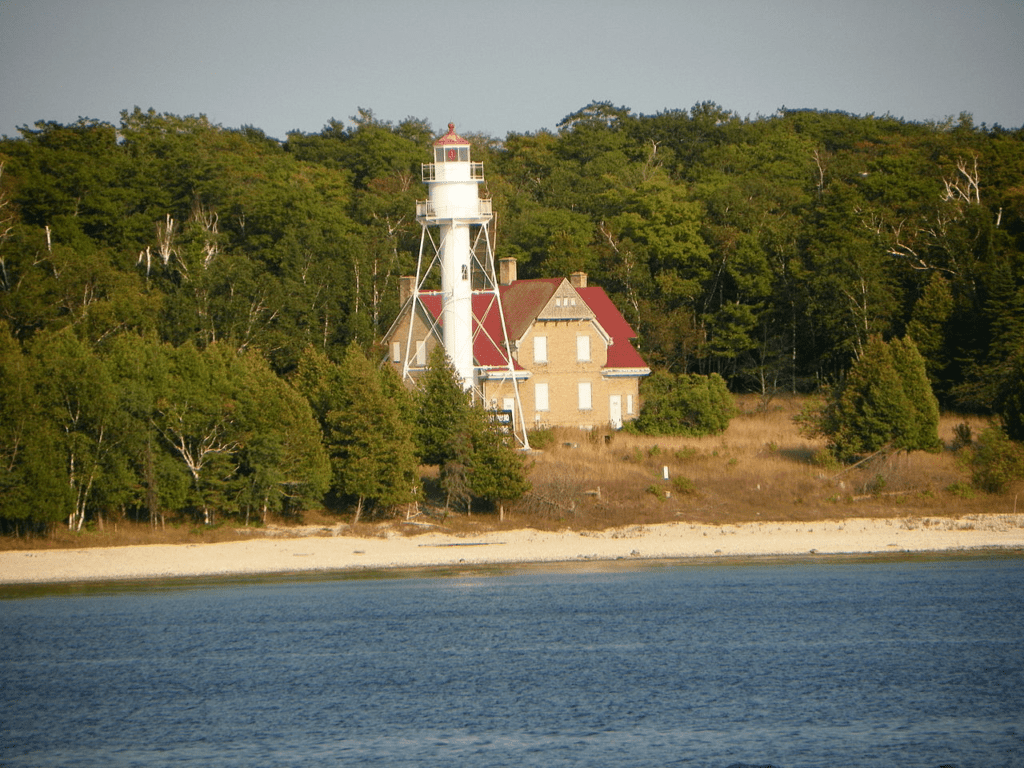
[382,308,441,386]
[483,318,642,431]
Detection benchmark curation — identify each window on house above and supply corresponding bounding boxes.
[535,382,549,412]
[577,335,591,362]
[391,341,401,363]
[416,340,427,366]
[578,381,592,411]
[533,335,548,364]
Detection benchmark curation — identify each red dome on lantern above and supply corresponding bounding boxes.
[434,122,469,146]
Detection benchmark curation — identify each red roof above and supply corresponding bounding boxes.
[434,122,469,146]
[577,287,648,369]
[417,278,648,372]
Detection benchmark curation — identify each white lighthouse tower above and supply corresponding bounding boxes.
[400,123,529,448]
[418,123,482,389]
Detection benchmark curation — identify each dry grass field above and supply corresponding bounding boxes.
[3,395,1020,551]
[510,395,1017,530]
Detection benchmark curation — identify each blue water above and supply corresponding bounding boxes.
[2,557,1023,768]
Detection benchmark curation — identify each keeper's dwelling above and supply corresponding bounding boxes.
[383,258,651,431]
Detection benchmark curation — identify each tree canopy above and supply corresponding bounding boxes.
[2,101,1022,529]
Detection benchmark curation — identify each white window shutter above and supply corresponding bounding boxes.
[578,381,592,410]
[534,335,547,364]
[577,335,590,362]
[535,382,549,411]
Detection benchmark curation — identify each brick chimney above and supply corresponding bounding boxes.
[399,275,415,305]
[499,257,518,286]
[570,271,588,289]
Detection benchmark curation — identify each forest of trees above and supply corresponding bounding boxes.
[1,102,1022,532]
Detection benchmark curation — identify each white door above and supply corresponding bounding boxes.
[609,394,622,429]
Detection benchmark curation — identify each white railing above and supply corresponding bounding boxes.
[416,198,493,221]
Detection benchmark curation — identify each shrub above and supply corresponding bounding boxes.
[947,481,976,499]
[964,425,1024,493]
[527,428,555,450]
[796,335,941,462]
[671,476,697,495]
[951,422,973,451]
[630,371,737,437]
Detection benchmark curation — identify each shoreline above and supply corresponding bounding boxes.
[2,514,1023,586]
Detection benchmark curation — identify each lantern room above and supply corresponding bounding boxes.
[422,123,484,186]
[433,122,470,163]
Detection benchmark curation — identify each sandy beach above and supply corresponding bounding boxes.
[2,514,1023,584]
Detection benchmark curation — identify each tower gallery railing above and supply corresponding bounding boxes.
[415,198,493,221]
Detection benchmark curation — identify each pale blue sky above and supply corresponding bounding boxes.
[2,0,1022,140]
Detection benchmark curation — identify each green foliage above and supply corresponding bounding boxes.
[0,323,71,531]
[631,371,737,436]
[799,335,942,461]
[466,405,532,514]
[296,344,419,521]
[2,103,1024,531]
[29,327,128,530]
[233,352,331,521]
[415,345,471,466]
[889,336,943,453]
[333,344,420,519]
[951,422,974,451]
[946,481,976,499]
[526,428,555,450]
[671,475,697,495]
[964,425,1024,494]
[416,346,530,514]
[906,272,954,389]
[993,349,1024,442]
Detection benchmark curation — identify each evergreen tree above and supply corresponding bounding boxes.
[993,349,1024,442]
[801,335,942,461]
[415,345,472,466]
[326,344,420,522]
[826,336,912,460]
[889,336,943,453]
[465,404,532,520]
[416,345,531,516]
[234,352,331,523]
[906,272,954,390]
